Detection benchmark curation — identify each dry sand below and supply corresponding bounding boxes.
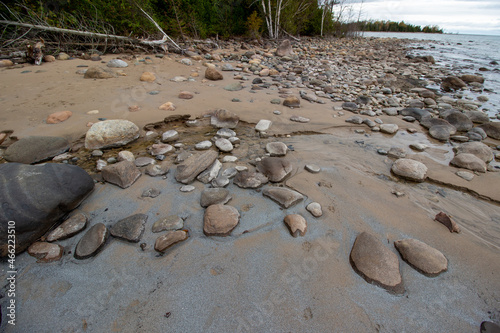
[0,44,499,332]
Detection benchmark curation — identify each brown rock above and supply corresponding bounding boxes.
[101,160,141,188]
[391,158,428,182]
[203,204,240,236]
[205,67,223,80]
[210,109,240,128]
[28,242,63,263]
[178,91,194,99]
[453,141,494,163]
[276,39,293,57]
[155,230,188,252]
[175,150,218,184]
[460,74,484,84]
[140,72,156,82]
[0,60,14,67]
[441,76,466,91]
[109,214,147,242]
[394,238,448,277]
[284,214,307,237]
[128,105,141,112]
[84,66,116,79]
[43,55,56,62]
[74,223,109,259]
[46,110,72,124]
[283,95,301,108]
[262,187,304,208]
[450,153,487,173]
[350,232,404,294]
[434,212,461,233]
[233,171,268,188]
[159,102,176,111]
[46,212,87,242]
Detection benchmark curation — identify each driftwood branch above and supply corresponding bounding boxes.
[282,29,300,42]
[135,5,181,50]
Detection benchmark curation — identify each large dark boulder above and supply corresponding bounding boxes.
[0,163,94,256]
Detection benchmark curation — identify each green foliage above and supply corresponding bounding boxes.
[246,11,263,39]
[361,20,443,33]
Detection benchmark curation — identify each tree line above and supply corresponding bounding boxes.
[361,20,443,34]
[1,0,443,41]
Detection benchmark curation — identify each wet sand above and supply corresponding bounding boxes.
[0,39,499,332]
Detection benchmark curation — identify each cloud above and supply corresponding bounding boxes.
[346,0,500,35]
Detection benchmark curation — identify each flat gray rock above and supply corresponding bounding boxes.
[255,120,272,132]
[262,187,304,208]
[257,157,293,182]
[380,124,399,134]
[215,138,233,152]
[394,238,448,277]
[203,204,240,236]
[266,142,288,156]
[210,109,239,128]
[305,164,321,173]
[74,223,109,259]
[200,188,232,208]
[109,214,147,242]
[145,162,169,177]
[175,150,219,184]
[4,136,70,164]
[197,160,222,184]
[233,171,268,188]
[350,232,404,294]
[152,215,184,233]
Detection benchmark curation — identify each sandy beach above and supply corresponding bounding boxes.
[0,37,499,332]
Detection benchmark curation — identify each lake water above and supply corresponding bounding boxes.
[362,32,500,120]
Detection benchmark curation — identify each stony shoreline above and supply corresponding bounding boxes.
[1,36,499,332]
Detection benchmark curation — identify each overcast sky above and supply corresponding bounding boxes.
[346,0,500,35]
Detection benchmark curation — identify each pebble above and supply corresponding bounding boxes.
[155,230,189,252]
[255,119,272,132]
[284,214,307,237]
[109,214,147,243]
[152,215,184,233]
[180,185,196,192]
[306,202,323,217]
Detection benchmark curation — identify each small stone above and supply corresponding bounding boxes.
[197,160,222,183]
[435,212,461,233]
[284,214,307,237]
[96,159,107,171]
[290,115,310,123]
[74,223,109,259]
[159,102,176,111]
[216,128,236,138]
[181,58,192,66]
[145,162,169,177]
[195,140,213,150]
[141,188,161,198]
[128,105,141,112]
[215,138,233,152]
[140,72,156,82]
[456,170,474,181]
[380,124,399,134]
[450,153,487,173]
[152,216,184,233]
[28,242,63,263]
[222,156,238,163]
[233,171,268,188]
[205,67,223,80]
[266,142,288,156]
[305,164,321,173]
[47,111,72,124]
[149,143,174,156]
[101,160,141,188]
[255,119,272,132]
[409,143,428,152]
[155,230,189,252]
[306,202,323,217]
[161,130,179,143]
[178,91,194,99]
[200,188,231,207]
[262,187,304,208]
[391,158,427,182]
[283,96,300,108]
[211,109,240,129]
[107,59,128,68]
[180,185,195,192]
[257,157,293,182]
[203,204,240,236]
[224,82,244,91]
[394,238,448,277]
[47,213,87,242]
[135,156,155,167]
[109,214,147,242]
